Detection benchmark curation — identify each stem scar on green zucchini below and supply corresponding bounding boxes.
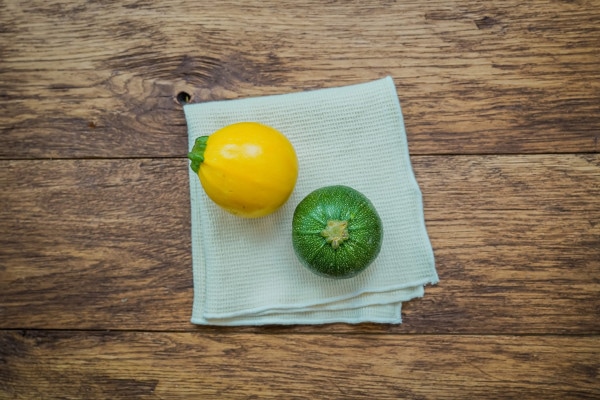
[321,220,349,249]
[187,136,209,174]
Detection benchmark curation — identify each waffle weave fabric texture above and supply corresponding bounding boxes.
[184,76,438,325]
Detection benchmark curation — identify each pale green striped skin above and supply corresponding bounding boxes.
[292,185,383,279]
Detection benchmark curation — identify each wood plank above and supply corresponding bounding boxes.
[1,0,598,158]
[408,154,600,332]
[1,330,598,399]
[1,155,598,332]
[0,159,193,329]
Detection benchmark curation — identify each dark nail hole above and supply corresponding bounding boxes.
[475,16,496,30]
[176,91,191,105]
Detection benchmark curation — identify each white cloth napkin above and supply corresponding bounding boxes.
[184,76,437,325]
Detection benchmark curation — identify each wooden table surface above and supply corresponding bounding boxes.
[1,1,599,398]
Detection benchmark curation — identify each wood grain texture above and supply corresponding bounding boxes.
[0,159,193,329]
[1,0,599,158]
[2,1,600,397]
[1,155,598,333]
[1,330,598,399]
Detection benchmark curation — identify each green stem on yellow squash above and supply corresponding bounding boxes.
[187,136,209,174]
[321,220,350,250]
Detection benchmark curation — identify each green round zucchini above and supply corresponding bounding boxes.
[292,185,383,279]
